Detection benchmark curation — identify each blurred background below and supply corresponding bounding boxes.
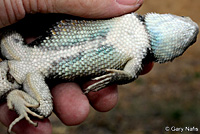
[0,0,200,133]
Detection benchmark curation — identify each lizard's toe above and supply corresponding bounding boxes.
[84,77,112,93]
[7,89,44,133]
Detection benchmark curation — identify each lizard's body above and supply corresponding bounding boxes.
[0,13,198,133]
[6,13,148,82]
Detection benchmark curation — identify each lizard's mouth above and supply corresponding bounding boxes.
[189,35,197,46]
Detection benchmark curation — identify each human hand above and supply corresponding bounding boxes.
[0,0,152,133]
[0,0,143,28]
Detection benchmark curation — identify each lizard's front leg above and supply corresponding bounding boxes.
[7,72,53,133]
[84,58,142,93]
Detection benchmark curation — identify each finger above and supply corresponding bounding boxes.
[51,82,90,126]
[83,81,118,112]
[0,0,143,28]
[0,103,52,134]
[0,0,25,28]
[52,0,144,18]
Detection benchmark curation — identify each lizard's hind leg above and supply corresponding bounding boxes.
[7,72,53,133]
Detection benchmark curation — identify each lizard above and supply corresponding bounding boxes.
[0,13,198,133]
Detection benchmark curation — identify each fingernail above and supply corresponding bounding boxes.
[116,0,143,5]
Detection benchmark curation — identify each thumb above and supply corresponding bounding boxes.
[53,0,143,18]
[0,0,143,28]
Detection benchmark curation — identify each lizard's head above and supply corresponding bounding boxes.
[145,13,199,63]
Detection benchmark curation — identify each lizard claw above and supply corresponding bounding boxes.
[84,76,113,93]
[85,69,133,93]
[92,69,117,81]
[7,90,44,133]
[8,115,38,134]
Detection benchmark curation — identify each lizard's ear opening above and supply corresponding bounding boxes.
[144,13,199,63]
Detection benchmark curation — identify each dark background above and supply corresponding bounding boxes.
[1,0,200,133]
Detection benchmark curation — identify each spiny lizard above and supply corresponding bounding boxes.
[0,13,198,133]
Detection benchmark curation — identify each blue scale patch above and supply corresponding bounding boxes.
[48,44,125,80]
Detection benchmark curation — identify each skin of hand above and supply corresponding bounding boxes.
[0,0,154,134]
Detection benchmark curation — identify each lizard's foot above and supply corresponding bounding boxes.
[7,90,44,133]
[84,69,124,94]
